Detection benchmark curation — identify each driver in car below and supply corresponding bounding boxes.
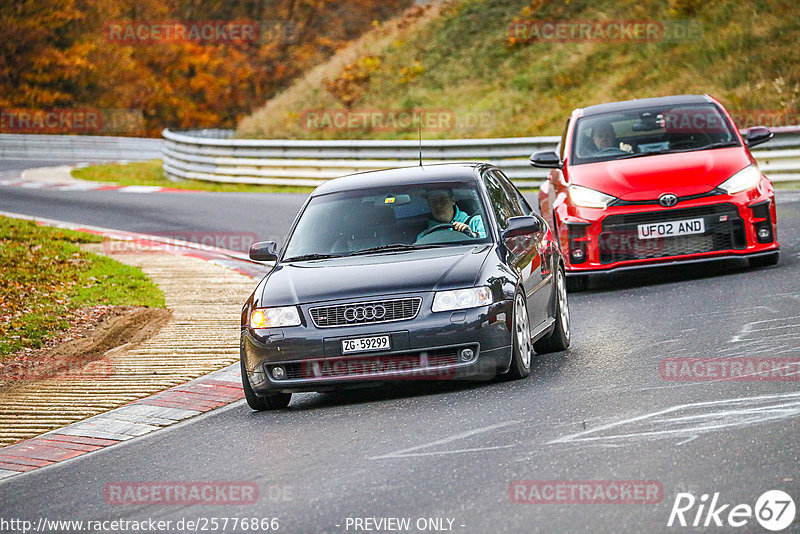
[591,123,633,155]
[418,189,486,239]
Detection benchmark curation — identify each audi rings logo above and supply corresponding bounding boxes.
[659,193,679,207]
[344,304,387,322]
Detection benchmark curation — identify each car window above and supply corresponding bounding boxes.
[571,102,739,165]
[482,170,521,230]
[493,169,532,216]
[282,182,492,260]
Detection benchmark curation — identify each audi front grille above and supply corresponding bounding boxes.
[598,203,746,264]
[309,297,423,328]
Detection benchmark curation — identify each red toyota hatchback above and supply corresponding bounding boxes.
[532,94,779,290]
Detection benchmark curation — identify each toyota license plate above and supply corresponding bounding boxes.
[342,335,391,354]
[637,218,705,240]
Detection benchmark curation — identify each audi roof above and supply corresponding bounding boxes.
[312,162,490,195]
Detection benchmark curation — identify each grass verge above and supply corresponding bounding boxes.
[71,160,316,194]
[0,217,165,358]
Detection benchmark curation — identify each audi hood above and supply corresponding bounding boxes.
[570,147,754,201]
[256,245,492,306]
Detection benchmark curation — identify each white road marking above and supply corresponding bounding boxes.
[370,420,520,459]
[682,306,776,320]
[729,315,800,342]
[549,392,800,446]
[117,185,163,193]
[375,445,516,459]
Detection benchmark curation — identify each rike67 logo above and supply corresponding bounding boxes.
[668,490,795,531]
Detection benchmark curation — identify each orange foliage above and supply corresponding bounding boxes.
[0,0,412,136]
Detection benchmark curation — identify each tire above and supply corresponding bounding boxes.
[240,357,292,410]
[748,251,779,268]
[566,274,588,292]
[505,291,533,380]
[533,266,571,353]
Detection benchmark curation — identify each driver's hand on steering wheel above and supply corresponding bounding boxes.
[620,141,633,153]
[452,221,470,233]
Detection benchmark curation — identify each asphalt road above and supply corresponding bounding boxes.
[1,164,800,533]
[0,185,306,248]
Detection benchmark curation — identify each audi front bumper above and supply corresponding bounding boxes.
[241,293,515,394]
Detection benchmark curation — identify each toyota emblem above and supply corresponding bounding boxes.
[659,193,678,207]
[344,304,387,322]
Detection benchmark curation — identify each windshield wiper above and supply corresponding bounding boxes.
[696,141,740,150]
[282,252,346,262]
[616,141,740,160]
[617,150,671,160]
[347,243,445,256]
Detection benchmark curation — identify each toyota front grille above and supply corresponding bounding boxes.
[598,203,746,264]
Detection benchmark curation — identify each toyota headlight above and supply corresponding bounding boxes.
[718,165,762,194]
[432,287,492,312]
[568,185,617,209]
[250,306,301,328]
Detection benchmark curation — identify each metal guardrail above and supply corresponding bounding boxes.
[1,128,797,186]
[162,127,800,187]
[0,133,163,162]
[162,129,560,187]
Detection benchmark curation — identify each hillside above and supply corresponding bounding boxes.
[237,0,800,139]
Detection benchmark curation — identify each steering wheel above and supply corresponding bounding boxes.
[418,223,477,239]
[594,147,627,156]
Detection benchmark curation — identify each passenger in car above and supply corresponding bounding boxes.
[418,189,486,239]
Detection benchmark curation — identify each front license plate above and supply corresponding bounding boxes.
[637,218,705,240]
[342,335,391,354]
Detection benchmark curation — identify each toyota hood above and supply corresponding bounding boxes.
[569,147,753,201]
[258,245,492,305]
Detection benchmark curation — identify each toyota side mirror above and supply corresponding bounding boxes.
[502,216,542,240]
[249,241,278,262]
[530,151,562,169]
[745,126,773,148]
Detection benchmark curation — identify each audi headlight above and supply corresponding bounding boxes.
[568,185,617,209]
[432,287,492,312]
[250,306,301,328]
[718,165,762,194]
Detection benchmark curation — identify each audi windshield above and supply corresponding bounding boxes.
[282,182,493,262]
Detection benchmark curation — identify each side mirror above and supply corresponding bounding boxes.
[530,150,562,169]
[249,241,278,262]
[745,126,773,148]
[502,216,542,240]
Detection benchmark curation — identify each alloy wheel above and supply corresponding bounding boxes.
[515,293,532,369]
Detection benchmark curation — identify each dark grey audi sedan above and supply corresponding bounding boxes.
[240,163,570,410]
